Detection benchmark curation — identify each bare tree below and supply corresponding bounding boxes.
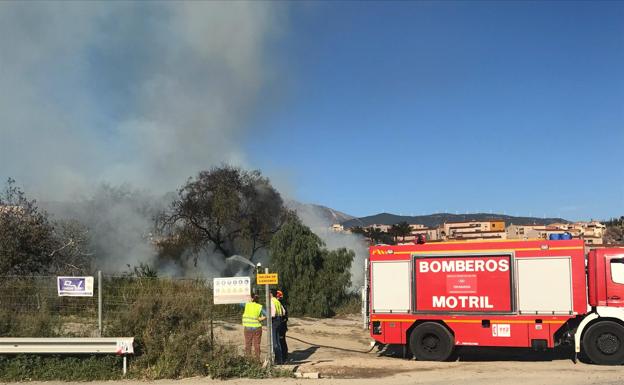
[157,166,288,265]
[0,178,93,275]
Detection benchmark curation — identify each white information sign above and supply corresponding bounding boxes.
[492,324,511,337]
[57,276,94,297]
[213,276,251,304]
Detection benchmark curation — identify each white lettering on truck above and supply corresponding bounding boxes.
[432,296,494,309]
[419,259,508,273]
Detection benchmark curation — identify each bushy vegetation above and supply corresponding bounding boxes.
[270,216,355,317]
[0,168,359,380]
[205,345,291,379]
[334,292,363,316]
[105,277,216,379]
[0,355,123,381]
[0,276,290,380]
[604,216,624,244]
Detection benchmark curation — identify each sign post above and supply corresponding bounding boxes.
[256,270,279,366]
[98,271,102,337]
[264,267,272,366]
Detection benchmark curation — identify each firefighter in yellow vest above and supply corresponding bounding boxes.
[270,289,284,364]
[242,293,266,359]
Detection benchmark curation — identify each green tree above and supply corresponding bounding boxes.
[349,226,366,235]
[269,216,354,317]
[388,224,399,243]
[158,166,287,266]
[365,227,383,244]
[365,227,394,245]
[393,221,412,242]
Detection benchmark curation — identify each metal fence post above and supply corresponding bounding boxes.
[210,316,214,352]
[98,270,102,337]
[265,267,272,366]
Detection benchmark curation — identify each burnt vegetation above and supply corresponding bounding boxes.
[0,167,356,379]
[0,178,92,276]
[156,166,289,269]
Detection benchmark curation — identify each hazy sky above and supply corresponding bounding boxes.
[1,1,622,221]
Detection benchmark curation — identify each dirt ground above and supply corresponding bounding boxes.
[19,315,624,385]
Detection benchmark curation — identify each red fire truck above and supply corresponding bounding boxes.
[365,238,624,365]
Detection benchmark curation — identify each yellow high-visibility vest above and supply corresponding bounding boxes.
[242,302,263,328]
[271,297,283,316]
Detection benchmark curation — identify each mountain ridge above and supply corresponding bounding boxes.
[340,212,569,229]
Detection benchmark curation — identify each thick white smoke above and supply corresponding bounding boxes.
[288,202,368,289]
[0,2,285,273]
[0,1,282,199]
[0,2,367,285]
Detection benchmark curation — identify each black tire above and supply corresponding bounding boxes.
[582,320,624,365]
[409,322,454,361]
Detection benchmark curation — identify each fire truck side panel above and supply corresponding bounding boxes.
[370,260,411,313]
[515,257,573,315]
[587,249,600,306]
[447,321,531,348]
[381,321,406,344]
[369,239,586,350]
[370,316,565,348]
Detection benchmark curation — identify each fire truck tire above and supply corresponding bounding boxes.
[582,320,624,365]
[409,322,454,361]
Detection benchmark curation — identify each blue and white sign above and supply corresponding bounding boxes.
[57,276,94,297]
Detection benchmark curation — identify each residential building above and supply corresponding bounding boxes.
[441,220,506,241]
[506,221,606,244]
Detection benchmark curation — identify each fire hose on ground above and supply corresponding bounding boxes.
[285,334,378,354]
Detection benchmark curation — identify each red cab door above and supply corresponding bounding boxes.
[605,254,624,307]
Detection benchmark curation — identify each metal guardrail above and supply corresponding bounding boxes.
[0,337,134,374]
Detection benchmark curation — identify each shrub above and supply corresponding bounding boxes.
[0,276,288,380]
[334,292,362,316]
[0,355,123,381]
[0,308,59,337]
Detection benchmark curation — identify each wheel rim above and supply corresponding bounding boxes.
[421,333,440,353]
[596,332,620,355]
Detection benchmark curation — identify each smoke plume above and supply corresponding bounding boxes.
[0,2,284,272]
[0,1,282,199]
[288,202,368,289]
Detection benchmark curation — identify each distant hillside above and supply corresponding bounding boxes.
[341,212,569,229]
[286,200,355,225]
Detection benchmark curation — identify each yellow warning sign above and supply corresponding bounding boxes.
[256,273,278,285]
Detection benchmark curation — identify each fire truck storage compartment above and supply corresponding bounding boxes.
[515,257,573,315]
[381,321,405,344]
[371,260,410,313]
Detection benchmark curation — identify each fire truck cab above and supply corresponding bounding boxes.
[365,239,624,365]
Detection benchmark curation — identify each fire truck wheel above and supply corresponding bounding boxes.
[582,320,624,365]
[410,322,454,361]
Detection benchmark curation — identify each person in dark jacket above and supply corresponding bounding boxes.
[276,290,288,362]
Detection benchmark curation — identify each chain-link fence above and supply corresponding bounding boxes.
[0,274,261,338]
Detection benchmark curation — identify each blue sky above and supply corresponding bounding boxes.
[248,1,624,220]
[0,1,622,222]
